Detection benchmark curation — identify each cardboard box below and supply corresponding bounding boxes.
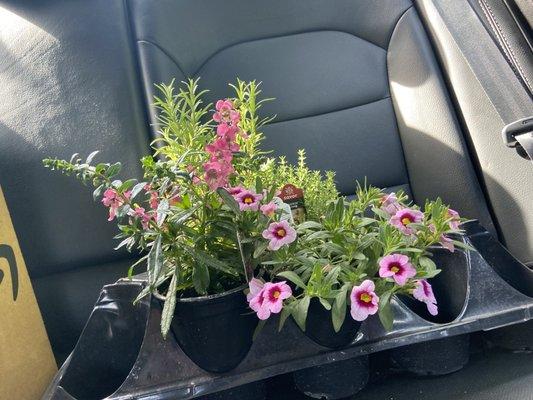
[0,187,57,399]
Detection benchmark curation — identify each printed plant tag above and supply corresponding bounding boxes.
[279,184,306,224]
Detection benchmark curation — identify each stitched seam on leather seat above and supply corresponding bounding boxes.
[266,96,391,125]
[478,0,532,92]
[193,29,387,77]
[137,39,187,78]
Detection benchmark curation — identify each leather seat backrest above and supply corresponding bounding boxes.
[129,0,495,229]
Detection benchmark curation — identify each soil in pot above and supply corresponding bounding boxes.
[293,356,369,399]
[170,284,258,373]
[390,334,470,376]
[301,297,361,349]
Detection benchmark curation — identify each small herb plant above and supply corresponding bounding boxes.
[44,79,467,338]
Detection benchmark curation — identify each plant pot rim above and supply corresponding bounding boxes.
[176,283,247,303]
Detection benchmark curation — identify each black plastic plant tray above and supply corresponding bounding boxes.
[42,221,533,400]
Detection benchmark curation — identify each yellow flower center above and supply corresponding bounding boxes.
[276,228,286,237]
[273,290,281,299]
[390,266,400,273]
[401,217,412,226]
[360,293,372,303]
[244,196,253,204]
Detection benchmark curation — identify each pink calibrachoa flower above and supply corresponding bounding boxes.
[128,206,152,229]
[447,208,461,230]
[260,202,277,217]
[213,99,240,125]
[439,234,455,252]
[102,188,130,221]
[379,253,417,286]
[380,192,402,216]
[226,186,245,200]
[350,280,379,321]
[235,189,263,211]
[262,220,297,250]
[246,278,292,320]
[390,208,424,235]
[413,279,438,316]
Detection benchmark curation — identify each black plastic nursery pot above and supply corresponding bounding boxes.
[303,297,362,349]
[294,299,367,399]
[393,248,471,375]
[390,334,470,376]
[170,284,258,373]
[293,356,369,399]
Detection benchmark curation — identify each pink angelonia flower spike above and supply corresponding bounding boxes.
[413,279,438,316]
[128,206,152,229]
[350,280,379,321]
[203,160,233,191]
[213,99,240,125]
[390,208,424,235]
[262,220,297,251]
[260,202,277,217]
[380,192,402,216]
[102,188,130,221]
[235,189,263,211]
[379,253,417,286]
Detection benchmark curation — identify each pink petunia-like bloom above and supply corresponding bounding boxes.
[350,280,379,321]
[413,279,438,316]
[262,220,297,251]
[203,160,233,191]
[380,192,402,216]
[447,208,461,230]
[102,188,131,221]
[390,208,424,235]
[213,99,240,125]
[129,206,152,229]
[227,186,245,197]
[379,253,417,286]
[246,278,292,320]
[235,189,263,211]
[439,234,455,252]
[260,202,277,218]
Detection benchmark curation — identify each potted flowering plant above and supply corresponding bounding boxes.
[240,182,466,349]
[43,79,302,373]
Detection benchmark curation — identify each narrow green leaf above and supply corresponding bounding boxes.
[161,273,177,338]
[85,151,99,164]
[106,162,122,178]
[120,178,137,192]
[216,187,240,214]
[292,296,310,331]
[378,290,394,331]
[182,246,240,277]
[419,256,437,271]
[130,181,147,200]
[298,221,324,230]
[277,271,306,289]
[93,184,105,201]
[147,235,163,286]
[193,262,210,294]
[319,297,332,310]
